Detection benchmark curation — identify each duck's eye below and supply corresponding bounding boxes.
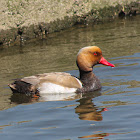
[93,52,97,56]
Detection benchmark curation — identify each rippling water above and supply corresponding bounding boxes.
[0,16,140,139]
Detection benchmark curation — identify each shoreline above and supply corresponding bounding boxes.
[0,0,139,47]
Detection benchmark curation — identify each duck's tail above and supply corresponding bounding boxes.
[8,80,37,95]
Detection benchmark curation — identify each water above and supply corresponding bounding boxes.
[0,15,140,139]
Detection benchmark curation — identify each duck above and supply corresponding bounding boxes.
[9,46,115,96]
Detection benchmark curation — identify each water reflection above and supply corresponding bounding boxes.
[10,90,107,122]
[10,93,37,104]
[10,89,108,122]
[79,132,132,139]
[10,90,101,103]
[10,92,82,103]
[79,133,110,139]
[39,92,82,101]
[75,91,107,121]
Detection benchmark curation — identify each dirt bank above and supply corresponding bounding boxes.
[0,0,139,47]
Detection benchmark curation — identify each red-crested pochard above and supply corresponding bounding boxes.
[9,46,115,95]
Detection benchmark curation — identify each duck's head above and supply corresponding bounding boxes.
[76,46,115,72]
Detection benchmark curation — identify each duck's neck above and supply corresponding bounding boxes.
[77,69,101,93]
[79,70,95,84]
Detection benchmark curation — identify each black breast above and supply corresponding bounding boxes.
[76,75,101,93]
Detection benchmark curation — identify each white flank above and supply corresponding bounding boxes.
[38,82,77,94]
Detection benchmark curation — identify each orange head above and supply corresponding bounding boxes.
[76,46,115,72]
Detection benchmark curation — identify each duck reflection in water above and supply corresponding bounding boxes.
[75,91,108,121]
[76,92,110,139]
[79,133,110,139]
[10,93,39,104]
[10,91,110,140]
[10,85,108,132]
[10,91,82,103]
[10,90,107,122]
